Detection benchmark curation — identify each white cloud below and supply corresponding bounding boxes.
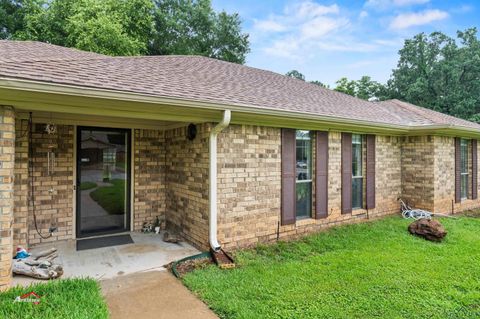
[254,19,287,32]
[300,16,349,39]
[252,1,355,59]
[389,9,449,30]
[359,10,369,19]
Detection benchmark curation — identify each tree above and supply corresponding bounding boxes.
[150,0,249,63]
[1,0,250,62]
[387,28,480,120]
[334,77,356,96]
[285,70,305,81]
[8,0,154,55]
[333,76,386,100]
[309,80,329,88]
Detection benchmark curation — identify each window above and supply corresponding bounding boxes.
[296,130,312,219]
[460,139,469,200]
[352,134,363,209]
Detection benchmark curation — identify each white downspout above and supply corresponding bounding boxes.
[209,110,231,251]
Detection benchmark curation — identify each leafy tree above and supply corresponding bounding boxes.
[309,80,329,88]
[333,76,386,100]
[9,0,154,55]
[387,28,480,120]
[285,70,305,81]
[0,0,250,62]
[334,77,356,96]
[150,0,249,63]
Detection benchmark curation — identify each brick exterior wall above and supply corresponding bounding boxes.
[133,129,166,231]
[6,117,480,261]
[0,106,15,290]
[13,123,75,246]
[401,136,435,210]
[217,126,403,250]
[433,136,480,213]
[13,119,29,249]
[165,124,211,250]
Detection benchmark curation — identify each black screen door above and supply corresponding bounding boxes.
[76,127,131,237]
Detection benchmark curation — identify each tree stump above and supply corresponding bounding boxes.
[408,219,447,242]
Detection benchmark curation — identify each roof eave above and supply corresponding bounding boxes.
[0,77,479,137]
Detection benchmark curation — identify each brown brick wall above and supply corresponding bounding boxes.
[217,126,403,250]
[433,136,480,213]
[0,106,15,290]
[13,119,28,249]
[401,136,435,210]
[9,119,480,255]
[217,125,281,249]
[13,123,75,246]
[133,129,166,231]
[165,124,211,250]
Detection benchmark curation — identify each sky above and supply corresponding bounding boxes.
[211,0,479,86]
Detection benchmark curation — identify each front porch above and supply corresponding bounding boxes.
[0,91,226,288]
[13,232,199,286]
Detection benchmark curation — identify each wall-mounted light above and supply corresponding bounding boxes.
[187,123,197,141]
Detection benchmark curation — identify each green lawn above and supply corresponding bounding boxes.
[80,181,97,191]
[0,278,108,319]
[184,216,480,319]
[90,179,125,215]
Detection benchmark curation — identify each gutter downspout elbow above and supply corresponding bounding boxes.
[209,110,231,251]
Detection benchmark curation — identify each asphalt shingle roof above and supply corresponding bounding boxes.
[1,40,479,131]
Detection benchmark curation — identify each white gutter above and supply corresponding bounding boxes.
[209,110,231,251]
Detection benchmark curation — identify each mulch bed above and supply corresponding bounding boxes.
[462,210,480,218]
[165,257,213,277]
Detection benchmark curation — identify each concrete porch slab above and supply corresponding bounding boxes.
[12,232,200,286]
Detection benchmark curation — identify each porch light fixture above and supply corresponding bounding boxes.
[187,123,197,141]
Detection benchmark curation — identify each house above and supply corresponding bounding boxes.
[1,40,480,289]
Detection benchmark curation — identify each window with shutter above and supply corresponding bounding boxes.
[295,130,312,219]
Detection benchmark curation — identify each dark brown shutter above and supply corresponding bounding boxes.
[366,135,376,209]
[472,139,477,200]
[315,131,328,219]
[341,133,352,214]
[455,137,461,203]
[281,128,296,225]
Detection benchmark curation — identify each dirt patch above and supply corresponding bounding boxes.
[166,257,213,277]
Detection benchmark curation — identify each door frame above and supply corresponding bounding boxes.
[75,126,132,238]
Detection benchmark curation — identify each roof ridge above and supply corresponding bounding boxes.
[385,99,439,125]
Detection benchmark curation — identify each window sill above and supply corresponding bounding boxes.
[352,208,367,216]
[295,217,316,226]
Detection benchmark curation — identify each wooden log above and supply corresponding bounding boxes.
[12,260,63,279]
[31,248,57,260]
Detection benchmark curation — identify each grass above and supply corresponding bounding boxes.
[0,278,109,319]
[80,181,97,191]
[90,179,125,215]
[184,216,480,319]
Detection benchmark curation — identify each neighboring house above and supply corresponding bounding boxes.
[1,40,480,289]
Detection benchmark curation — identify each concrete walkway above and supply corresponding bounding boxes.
[101,270,218,319]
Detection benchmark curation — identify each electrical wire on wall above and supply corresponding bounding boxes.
[28,112,53,239]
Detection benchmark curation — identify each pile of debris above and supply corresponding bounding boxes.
[142,215,182,244]
[13,247,63,279]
